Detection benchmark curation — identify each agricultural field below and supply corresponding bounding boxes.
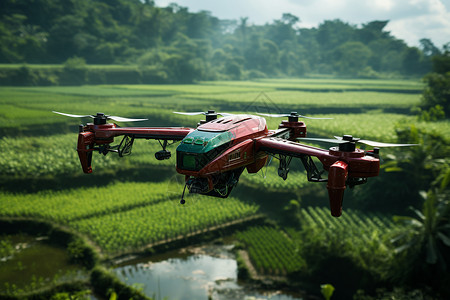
[236,207,398,276]
[1,78,447,297]
[0,77,432,248]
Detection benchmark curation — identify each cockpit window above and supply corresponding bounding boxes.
[176,129,233,171]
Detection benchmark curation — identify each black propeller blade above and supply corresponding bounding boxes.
[257,111,332,122]
[53,111,148,122]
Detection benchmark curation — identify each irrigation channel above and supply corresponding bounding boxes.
[114,242,304,300]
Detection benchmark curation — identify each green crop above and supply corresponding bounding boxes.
[236,226,305,275]
[0,182,178,222]
[237,207,399,276]
[70,196,259,253]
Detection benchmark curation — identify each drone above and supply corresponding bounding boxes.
[53,110,416,217]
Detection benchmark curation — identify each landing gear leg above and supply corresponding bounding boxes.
[180,184,187,205]
[278,155,292,180]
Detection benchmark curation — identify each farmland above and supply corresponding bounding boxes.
[1,78,448,298]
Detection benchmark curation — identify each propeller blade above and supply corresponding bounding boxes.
[359,140,419,147]
[173,111,205,116]
[257,112,332,119]
[219,112,235,117]
[108,116,148,122]
[298,115,333,120]
[257,113,290,118]
[173,111,234,117]
[53,111,93,118]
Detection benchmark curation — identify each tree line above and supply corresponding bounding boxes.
[1,0,448,82]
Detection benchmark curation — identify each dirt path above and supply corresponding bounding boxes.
[238,249,288,283]
[238,249,260,279]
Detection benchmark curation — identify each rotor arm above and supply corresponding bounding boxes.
[93,126,195,140]
[256,137,329,161]
[76,125,195,173]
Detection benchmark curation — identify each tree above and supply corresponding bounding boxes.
[317,19,356,50]
[418,44,450,118]
[402,47,429,75]
[350,123,449,214]
[332,41,372,75]
[47,15,85,62]
[266,13,299,46]
[431,43,450,74]
[390,188,450,291]
[358,20,389,44]
[420,38,441,57]
[0,0,435,81]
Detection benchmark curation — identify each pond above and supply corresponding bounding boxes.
[0,234,87,294]
[114,243,304,300]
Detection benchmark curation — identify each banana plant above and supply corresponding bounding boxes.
[391,187,450,282]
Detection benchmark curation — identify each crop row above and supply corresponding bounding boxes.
[184,90,421,111]
[0,78,423,133]
[299,206,397,235]
[236,226,305,275]
[294,206,398,268]
[237,207,399,277]
[0,181,181,222]
[209,78,423,91]
[69,196,259,253]
[0,133,177,177]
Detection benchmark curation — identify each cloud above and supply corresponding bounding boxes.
[154,0,450,47]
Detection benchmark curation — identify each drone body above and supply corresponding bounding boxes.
[55,110,414,217]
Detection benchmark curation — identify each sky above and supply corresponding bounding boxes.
[154,0,450,48]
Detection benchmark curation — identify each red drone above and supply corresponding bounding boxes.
[53,110,415,217]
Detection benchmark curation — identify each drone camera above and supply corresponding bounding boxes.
[155,150,171,160]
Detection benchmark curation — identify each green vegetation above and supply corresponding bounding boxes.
[416,47,450,120]
[236,225,306,275]
[71,196,258,253]
[1,1,446,85]
[0,182,177,221]
[0,78,448,299]
[235,207,398,278]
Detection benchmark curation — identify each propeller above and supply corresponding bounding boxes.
[173,110,234,117]
[257,111,332,122]
[298,134,418,152]
[52,111,148,123]
[298,135,418,147]
[173,110,234,121]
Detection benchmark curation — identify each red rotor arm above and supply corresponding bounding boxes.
[77,123,194,173]
[255,137,380,216]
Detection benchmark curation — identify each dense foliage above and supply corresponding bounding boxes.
[417,46,450,120]
[1,0,446,82]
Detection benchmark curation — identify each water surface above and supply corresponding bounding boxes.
[0,234,85,293]
[114,244,303,300]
